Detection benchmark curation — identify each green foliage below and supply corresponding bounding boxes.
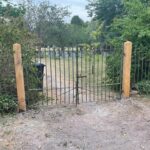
[66,21,100,46]
[26,91,45,106]
[71,15,84,26]
[0,94,17,114]
[23,0,97,47]
[87,0,150,93]
[24,1,70,47]
[0,0,25,17]
[106,48,122,83]
[109,0,150,89]
[86,21,100,42]
[86,0,123,30]
[137,80,150,94]
[0,1,42,112]
[0,2,29,102]
[67,24,90,45]
[0,15,38,97]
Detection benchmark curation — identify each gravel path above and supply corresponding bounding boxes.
[0,98,150,150]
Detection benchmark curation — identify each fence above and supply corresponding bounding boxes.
[0,41,149,111]
[0,46,16,97]
[16,42,125,111]
[25,45,123,106]
[131,46,150,95]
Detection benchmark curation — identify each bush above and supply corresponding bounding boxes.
[0,2,42,110]
[106,45,123,91]
[97,0,150,94]
[136,80,150,95]
[0,94,17,113]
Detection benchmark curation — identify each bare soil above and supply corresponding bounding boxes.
[0,97,150,150]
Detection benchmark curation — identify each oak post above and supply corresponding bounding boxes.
[13,43,26,111]
[122,41,132,98]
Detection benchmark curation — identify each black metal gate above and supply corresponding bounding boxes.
[26,45,123,105]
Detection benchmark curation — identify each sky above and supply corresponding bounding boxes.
[50,0,91,21]
[12,0,91,22]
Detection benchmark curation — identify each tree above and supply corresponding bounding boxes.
[86,21,100,42]
[0,0,25,18]
[0,0,40,112]
[86,0,123,32]
[23,0,70,47]
[86,0,150,93]
[71,15,84,26]
[66,24,89,45]
[106,0,150,92]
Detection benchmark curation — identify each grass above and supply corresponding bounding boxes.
[30,50,124,105]
[36,54,106,88]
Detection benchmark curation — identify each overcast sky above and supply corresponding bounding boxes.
[50,0,91,21]
[12,0,91,22]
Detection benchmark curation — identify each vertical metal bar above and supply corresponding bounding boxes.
[97,47,100,101]
[93,47,96,102]
[133,46,137,85]
[107,46,111,101]
[80,47,84,103]
[141,51,144,81]
[44,47,49,105]
[25,48,30,106]
[54,48,58,104]
[39,47,44,105]
[119,45,124,99]
[59,48,62,104]
[148,59,150,81]
[148,60,150,95]
[85,48,88,102]
[76,46,79,105]
[143,52,146,80]
[82,48,84,103]
[111,45,116,100]
[104,45,107,101]
[67,48,71,104]
[63,48,66,104]
[72,47,75,104]
[114,46,118,100]
[137,49,140,83]
[89,46,92,102]
[101,46,104,101]
[49,47,53,105]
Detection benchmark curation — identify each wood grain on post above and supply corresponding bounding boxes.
[13,43,26,111]
[122,41,132,98]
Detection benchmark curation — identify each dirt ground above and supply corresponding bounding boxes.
[0,97,150,150]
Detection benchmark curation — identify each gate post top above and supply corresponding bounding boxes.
[13,43,21,51]
[124,41,132,46]
[13,43,21,46]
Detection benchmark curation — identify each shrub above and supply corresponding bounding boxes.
[0,1,43,110]
[136,80,150,95]
[96,0,150,94]
[106,45,123,91]
[0,94,17,114]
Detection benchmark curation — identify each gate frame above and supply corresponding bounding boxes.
[13,41,133,111]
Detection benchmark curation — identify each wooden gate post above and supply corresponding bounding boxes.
[13,43,26,111]
[122,41,132,98]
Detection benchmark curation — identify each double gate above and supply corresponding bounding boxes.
[26,46,123,105]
